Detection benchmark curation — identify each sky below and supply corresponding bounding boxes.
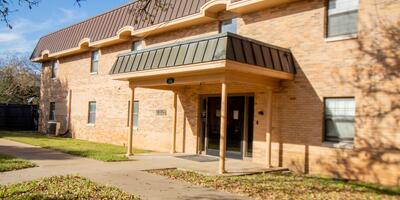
[0,0,131,56]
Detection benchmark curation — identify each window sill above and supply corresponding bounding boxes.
[87,123,95,127]
[90,72,98,75]
[325,34,357,42]
[51,77,57,80]
[322,141,354,149]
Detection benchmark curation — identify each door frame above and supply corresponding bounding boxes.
[198,93,254,159]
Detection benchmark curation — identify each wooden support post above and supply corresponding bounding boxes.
[266,89,273,168]
[171,91,177,154]
[127,86,135,156]
[219,82,228,174]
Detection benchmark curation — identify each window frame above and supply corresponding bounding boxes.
[325,0,359,39]
[219,18,237,33]
[51,60,58,79]
[131,40,143,51]
[133,101,139,129]
[323,97,356,143]
[49,102,56,121]
[90,50,100,74]
[88,101,97,124]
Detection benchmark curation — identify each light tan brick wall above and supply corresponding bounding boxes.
[237,0,400,186]
[39,0,400,186]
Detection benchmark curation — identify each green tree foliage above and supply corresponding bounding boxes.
[0,54,40,104]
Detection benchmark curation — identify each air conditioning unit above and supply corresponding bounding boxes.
[47,121,61,136]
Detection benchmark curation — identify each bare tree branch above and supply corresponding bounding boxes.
[0,0,40,29]
[0,0,169,29]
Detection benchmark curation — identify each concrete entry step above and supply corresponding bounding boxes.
[174,155,219,162]
[131,153,290,177]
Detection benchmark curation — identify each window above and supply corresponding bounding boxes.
[324,98,355,142]
[131,40,143,51]
[327,0,359,38]
[219,18,237,33]
[51,60,58,78]
[133,101,139,128]
[91,50,99,73]
[88,101,96,124]
[127,101,139,127]
[49,102,56,121]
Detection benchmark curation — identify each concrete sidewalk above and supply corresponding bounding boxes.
[0,139,251,200]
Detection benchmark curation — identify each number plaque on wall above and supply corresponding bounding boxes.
[156,109,167,116]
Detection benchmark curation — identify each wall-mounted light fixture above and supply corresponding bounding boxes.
[166,77,175,84]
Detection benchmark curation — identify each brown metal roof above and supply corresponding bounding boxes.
[31,0,214,59]
[110,32,296,75]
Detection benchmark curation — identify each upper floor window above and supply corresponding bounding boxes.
[51,60,58,78]
[327,0,359,38]
[324,97,355,143]
[88,101,96,124]
[132,40,143,51]
[49,102,56,121]
[91,50,99,73]
[219,18,237,33]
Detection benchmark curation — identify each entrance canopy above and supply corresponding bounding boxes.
[110,32,295,83]
[115,33,295,173]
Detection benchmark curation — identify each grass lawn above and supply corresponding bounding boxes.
[0,154,36,172]
[0,131,151,162]
[0,175,139,199]
[148,169,400,200]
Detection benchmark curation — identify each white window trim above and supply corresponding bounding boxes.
[219,18,237,33]
[326,0,359,40]
[91,50,100,74]
[133,100,139,129]
[323,97,356,144]
[51,60,58,79]
[88,101,97,125]
[132,40,143,51]
[322,141,354,149]
[325,33,358,42]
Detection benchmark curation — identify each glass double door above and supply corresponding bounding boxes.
[203,96,253,159]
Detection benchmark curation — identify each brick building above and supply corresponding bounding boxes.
[32,0,400,186]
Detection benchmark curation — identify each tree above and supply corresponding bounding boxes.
[0,53,40,104]
[0,0,168,29]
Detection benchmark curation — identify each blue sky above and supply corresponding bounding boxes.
[0,0,130,55]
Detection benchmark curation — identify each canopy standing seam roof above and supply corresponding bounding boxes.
[110,32,296,75]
